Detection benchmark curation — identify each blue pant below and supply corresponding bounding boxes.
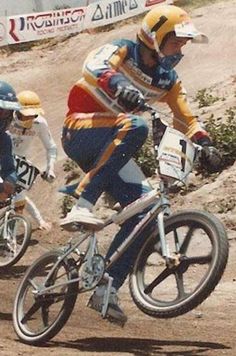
[62,113,155,289]
[104,173,155,289]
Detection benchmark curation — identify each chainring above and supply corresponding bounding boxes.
[81,254,105,290]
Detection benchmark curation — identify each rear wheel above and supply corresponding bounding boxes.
[13,250,79,345]
[0,214,31,268]
[129,210,229,318]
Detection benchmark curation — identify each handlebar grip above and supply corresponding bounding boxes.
[138,101,152,111]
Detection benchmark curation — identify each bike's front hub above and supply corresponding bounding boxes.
[166,253,181,268]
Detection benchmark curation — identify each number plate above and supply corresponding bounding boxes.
[14,155,40,190]
[157,127,195,182]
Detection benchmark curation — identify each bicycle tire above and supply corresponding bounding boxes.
[13,250,79,345]
[0,214,31,268]
[129,210,229,318]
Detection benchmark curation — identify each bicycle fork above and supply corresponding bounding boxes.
[157,210,170,258]
[2,210,12,240]
[157,209,181,268]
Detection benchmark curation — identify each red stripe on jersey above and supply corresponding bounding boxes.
[67,85,105,115]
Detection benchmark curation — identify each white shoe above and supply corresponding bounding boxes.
[88,285,127,324]
[60,206,103,230]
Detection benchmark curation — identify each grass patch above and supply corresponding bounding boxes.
[205,107,236,168]
[194,88,224,108]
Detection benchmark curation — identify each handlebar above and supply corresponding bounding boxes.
[140,101,203,160]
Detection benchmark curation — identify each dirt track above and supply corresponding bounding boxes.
[1,235,236,355]
[0,1,236,355]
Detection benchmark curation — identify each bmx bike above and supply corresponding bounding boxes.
[13,105,229,345]
[0,156,40,268]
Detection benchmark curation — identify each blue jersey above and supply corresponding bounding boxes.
[0,131,17,184]
[66,39,208,141]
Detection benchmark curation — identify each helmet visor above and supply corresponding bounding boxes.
[0,98,21,111]
[14,111,37,129]
[174,22,208,43]
[20,107,44,116]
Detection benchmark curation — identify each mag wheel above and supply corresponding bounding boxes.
[13,250,79,345]
[0,214,31,268]
[129,210,229,318]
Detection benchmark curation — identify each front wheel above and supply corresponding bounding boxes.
[129,210,229,318]
[13,250,79,345]
[0,214,31,268]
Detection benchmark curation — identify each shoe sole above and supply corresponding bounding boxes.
[106,308,128,325]
[106,314,127,327]
[60,220,103,231]
[88,299,127,326]
[60,221,83,232]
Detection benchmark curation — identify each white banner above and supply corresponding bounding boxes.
[84,0,144,29]
[84,0,173,28]
[7,7,86,44]
[0,0,173,46]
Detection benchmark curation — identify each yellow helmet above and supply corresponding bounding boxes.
[17,90,44,117]
[138,5,208,52]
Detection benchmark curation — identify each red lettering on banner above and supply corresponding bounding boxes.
[145,0,168,6]
[26,8,85,31]
[9,19,20,41]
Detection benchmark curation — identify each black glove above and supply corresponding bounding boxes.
[116,84,145,112]
[200,145,222,173]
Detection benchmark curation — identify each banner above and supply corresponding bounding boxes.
[84,0,143,29]
[7,7,86,44]
[84,0,173,28]
[0,0,173,46]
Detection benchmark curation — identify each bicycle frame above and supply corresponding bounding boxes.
[105,181,172,268]
[35,179,173,297]
[0,199,16,240]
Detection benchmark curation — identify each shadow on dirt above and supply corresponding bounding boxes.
[28,238,39,246]
[0,265,28,279]
[0,311,12,321]
[50,337,230,355]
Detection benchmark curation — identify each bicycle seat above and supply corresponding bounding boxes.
[58,182,79,198]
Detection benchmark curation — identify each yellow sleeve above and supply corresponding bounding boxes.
[161,81,205,139]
